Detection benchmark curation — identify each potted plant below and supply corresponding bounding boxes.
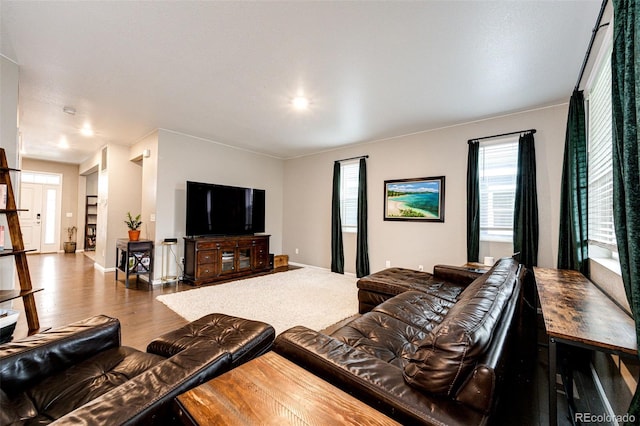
[63,226,77,253]
[125,212,142,241]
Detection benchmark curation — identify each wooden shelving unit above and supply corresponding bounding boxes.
[0,148,42,334]
[85,195,97,251]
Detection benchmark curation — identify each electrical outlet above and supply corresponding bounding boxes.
[295,248,299,254]
[418,265,424,271]
[180,257,185,264]
[385,260,391,268]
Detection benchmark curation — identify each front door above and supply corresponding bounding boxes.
[20,174,62,253]
[19,183,42,252]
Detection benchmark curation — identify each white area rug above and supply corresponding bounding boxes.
[156,268,359,335]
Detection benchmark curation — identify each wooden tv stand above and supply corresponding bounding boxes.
[183,235,270,286]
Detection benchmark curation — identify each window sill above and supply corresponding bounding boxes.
[342,227,357,234]
[590,256,621,276]
[480,237,512,243]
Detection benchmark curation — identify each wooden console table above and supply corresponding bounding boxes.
[534,267,637,426]
[115,239,154,288]
[175,351,400,425]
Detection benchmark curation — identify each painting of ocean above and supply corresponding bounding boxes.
[384,177,445,221]
[392,193,440,217]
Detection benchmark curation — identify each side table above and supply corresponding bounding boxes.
[115,239,154,288]
[175,351,400,425]
[535,267,637,426]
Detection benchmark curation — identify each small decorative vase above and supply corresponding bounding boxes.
[128,230,141,241]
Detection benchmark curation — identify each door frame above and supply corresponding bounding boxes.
[20,171,63,253]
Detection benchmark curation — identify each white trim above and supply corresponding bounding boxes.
[590,255,621,276]
[159,128,283,160]
[94,263,115,273]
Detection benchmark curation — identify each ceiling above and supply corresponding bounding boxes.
[1,1,601,164]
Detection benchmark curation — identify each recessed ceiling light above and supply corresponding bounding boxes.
[291,96,310,111]
[59,137,69,149]
[80,124,94,137]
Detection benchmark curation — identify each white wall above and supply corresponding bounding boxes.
[81,145,143,270]
[131,131,159,275]
[102,145,143,270]
[0,55,19,291]
[283,104,568,274]
[154,130,284,277]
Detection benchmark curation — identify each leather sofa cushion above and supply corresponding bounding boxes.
[330,311,429,368]
[147,313,275,367]
[372,290,455,332]
[10,346,163,423]
[0,389,20,426]
[403,258,519,396]
[332,291,456,369]
[357,267,466,303]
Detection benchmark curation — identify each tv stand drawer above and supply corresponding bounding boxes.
[197,264,218,278]
[197,250,217,264]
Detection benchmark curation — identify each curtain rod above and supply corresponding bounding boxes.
[468,129,536,144]
[574,0,609,92]
[336,155,369,163]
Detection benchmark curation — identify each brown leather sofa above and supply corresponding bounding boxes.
[274,257,524,426]
[0,313,275,425]
[357,264,484,313]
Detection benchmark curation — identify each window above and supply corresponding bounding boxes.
[479,139,519,242]
[340,161,359,232]
[587,46,617,252]
[21,171,61,185]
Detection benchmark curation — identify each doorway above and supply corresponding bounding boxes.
[19,171,62,253]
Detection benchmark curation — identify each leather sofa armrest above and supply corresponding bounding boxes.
[54,342,232,426]
[0,315,120,395]
[455,261,523,414]
[433,264,485,286]
[455,364,495,413]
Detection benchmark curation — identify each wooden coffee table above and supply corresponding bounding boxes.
[175,351,400,425]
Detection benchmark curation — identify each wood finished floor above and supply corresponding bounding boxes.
[6,252,582,425]
[11,252,191,350]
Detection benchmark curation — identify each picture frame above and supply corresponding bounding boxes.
[383,176,445,222]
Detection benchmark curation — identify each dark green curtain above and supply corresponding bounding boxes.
[611,1,640,422]
[356,158,370,278]
[557,91,589,274]
[331,161,344,273]
[466,141,480,262]
[513,132,539,268]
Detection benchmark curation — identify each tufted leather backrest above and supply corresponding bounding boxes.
[0,315,120,396]
[403,258,520,397]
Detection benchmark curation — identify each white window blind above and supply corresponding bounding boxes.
[479,140,518,242]
[587,48,617,250]
[340,161,359,231]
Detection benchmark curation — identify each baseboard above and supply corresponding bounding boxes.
[94,263,115,273]
[288,262,357,278]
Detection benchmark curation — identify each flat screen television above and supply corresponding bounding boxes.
[186,181,265,237]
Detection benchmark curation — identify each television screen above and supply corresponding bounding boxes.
[186,181,265,236]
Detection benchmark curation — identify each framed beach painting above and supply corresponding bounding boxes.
[384,176,445,222]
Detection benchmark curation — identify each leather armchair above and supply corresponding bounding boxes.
[1,313,275,425]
